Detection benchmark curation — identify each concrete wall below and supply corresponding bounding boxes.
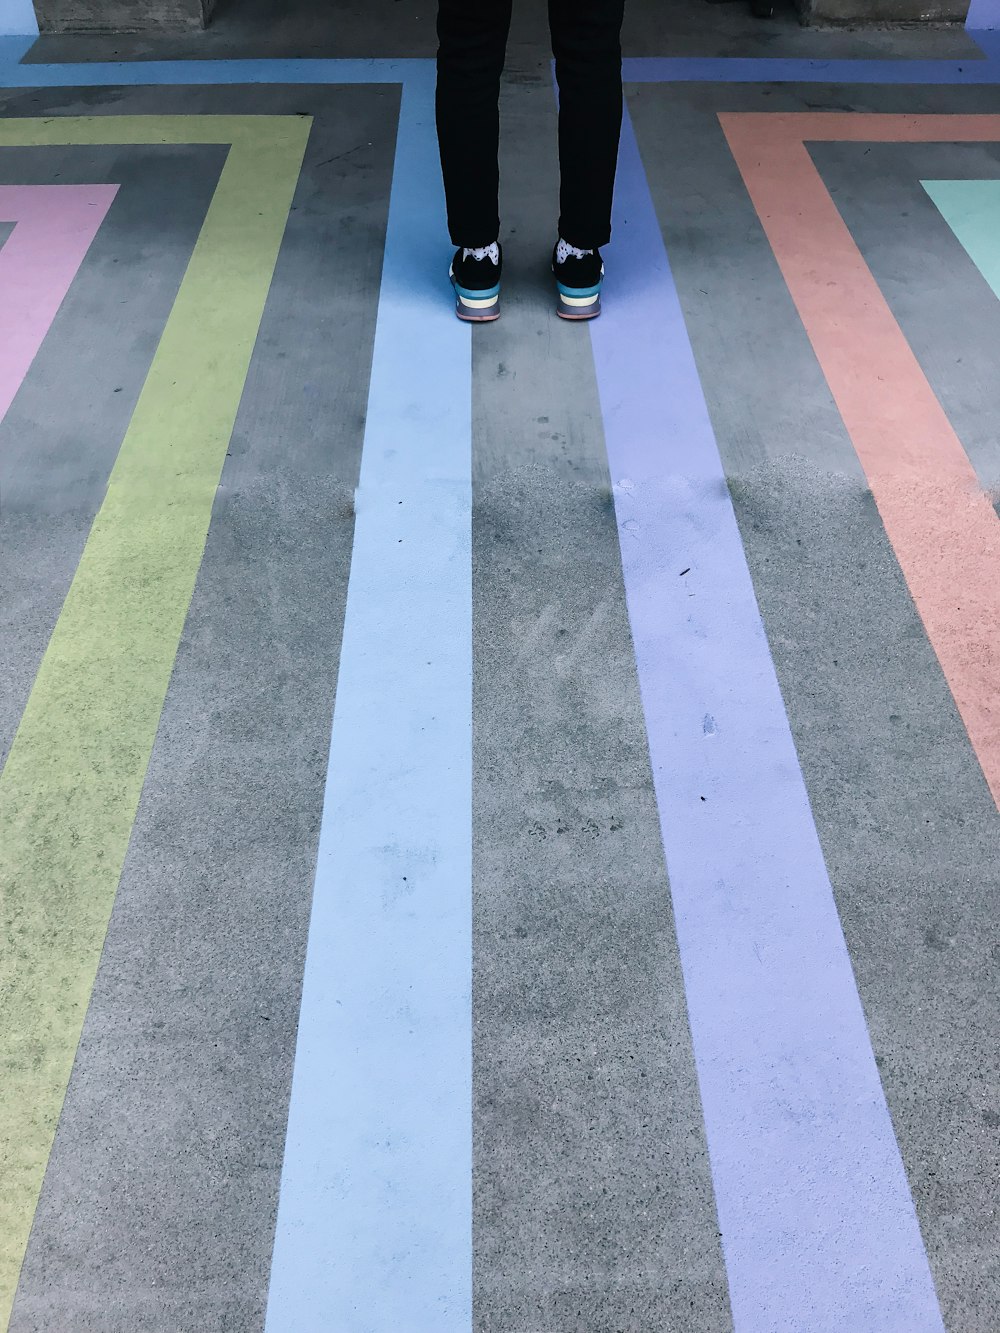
[798,0,971,20]
[34,0,216,31]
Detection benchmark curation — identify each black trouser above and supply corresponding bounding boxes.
[435,0,626,251]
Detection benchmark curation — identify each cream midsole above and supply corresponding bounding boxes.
[559,292,599,307]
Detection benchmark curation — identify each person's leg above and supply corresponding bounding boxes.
[548,0,625,251]
[436,0,514,248]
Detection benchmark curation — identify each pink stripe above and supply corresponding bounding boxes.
[721,113,1000,806]
[0,184,118,422]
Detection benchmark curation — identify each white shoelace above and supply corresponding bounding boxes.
[556,238,594,264]
[461,242,500,264]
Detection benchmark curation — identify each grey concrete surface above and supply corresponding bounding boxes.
[8,82,397,1332]
[2,2,999,1330]
[799,0,970,23]
[472,41,732,1332]
[35,0,216,35]
[629,79,1000,1331]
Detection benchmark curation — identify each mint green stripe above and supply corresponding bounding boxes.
[0,116,309,1329]
[923,179,1000,297]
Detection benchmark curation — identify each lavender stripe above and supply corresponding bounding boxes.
[587,108,945,1332]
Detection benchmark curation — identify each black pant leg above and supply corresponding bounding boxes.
[436,0,514,248]
[549,0,625,250]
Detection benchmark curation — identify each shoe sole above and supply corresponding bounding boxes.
[556,296,602,321]
[554,266,603,321]
[452,271,501,322]
[455,299,500,322]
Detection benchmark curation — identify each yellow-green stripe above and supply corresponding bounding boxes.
[0,116,310,1327]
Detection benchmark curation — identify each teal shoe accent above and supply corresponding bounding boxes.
[454,281,501,301]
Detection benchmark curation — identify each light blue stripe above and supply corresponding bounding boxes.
[621,53,1000,82]
[0,33,31,60]
[264,66,472,1333]
[0,51,422,85]
[0,1,36,37]
[1,47,999,90]
[587,108,945,1331]
[967,0,1000,31]
[923,179,1000,296]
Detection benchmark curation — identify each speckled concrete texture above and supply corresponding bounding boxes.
[2,3,999,1330]
[471,60,731,1333]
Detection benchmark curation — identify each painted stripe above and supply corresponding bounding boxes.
[0,50,998,90]
[264,68,472,1333]
[0,1,35,37]
[0,185,118,422]
[0,116,309,1330]
[967,0,1000,30]
[620,53,1000,82]
[722,113,1000,808]
[588,107,944,1330]
[0,36,32,63]
[0,54,423,85]
[923,178,1000,294]
[0,3,34,38]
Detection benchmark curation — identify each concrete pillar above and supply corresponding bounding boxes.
[33,0,217,31]
[798,0,971,19]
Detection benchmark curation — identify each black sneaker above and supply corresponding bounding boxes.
[450,243,502,322]
[552,242,604,321]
